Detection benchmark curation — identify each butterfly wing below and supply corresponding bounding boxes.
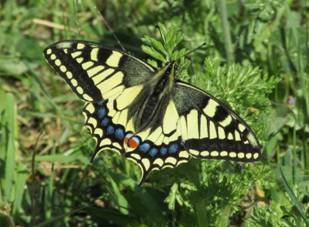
[173,81,261,161]
[44,40,155,154]
[44,40,154,102]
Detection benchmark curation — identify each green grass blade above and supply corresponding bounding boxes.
[278,166,309,226]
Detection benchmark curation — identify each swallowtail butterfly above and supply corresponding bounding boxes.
[44,40,262,182]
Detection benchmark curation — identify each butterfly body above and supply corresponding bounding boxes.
[44,40,262,182]
[130,62,176,132]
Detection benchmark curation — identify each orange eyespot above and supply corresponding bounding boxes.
[124,133,140,151]
[128,138,139,149]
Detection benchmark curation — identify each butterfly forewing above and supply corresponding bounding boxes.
[44,40,154,102]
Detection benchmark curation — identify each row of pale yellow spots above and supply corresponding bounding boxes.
[45,48,93,101]
[189,149,259,160]
[128,151,189,172]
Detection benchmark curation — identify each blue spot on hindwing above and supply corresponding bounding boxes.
[115,127,125,140]
[160,147,168,155]
[138,143,151,153]
[98,107,107,118]
[149,147,158,157]
[168,143,179,154]
[106,126,114,135]
[101,118,110,127]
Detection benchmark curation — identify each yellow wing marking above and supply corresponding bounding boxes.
[117,109,129,126]
[146,127,162,144]
[234,131,241,141]
[209,121,217,139]
[137,128,151,141]
[46,48,52,54]
[97,72,124,95]
[186,109,199,139]
[201,151,210,157]
[77,43,85,49]
[179,116,188,140]
[104,85,125,100]
[246,153,252,159]
[55,59,61,66]
[203,99,218,117]
[90,48,99,61]
[92,69,115,84]
[141,158,151,171]
[50,54,56,60]
[87,65,105,77]
[165,157,177,165]
[163,100,179,134]
[116,85,143,110]
[126,118,135,132]
[220,115,232,127]
[210,151,219,157]
[253,153,259,159]
[76,86,84,95]
[153,158,164,167]
[237,152,245,159]
[71,51,82,58]
[218,127,226,139]
[106,51,122,67]
[200,115,208,138]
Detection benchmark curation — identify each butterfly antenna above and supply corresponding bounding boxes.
[97,7,126,51]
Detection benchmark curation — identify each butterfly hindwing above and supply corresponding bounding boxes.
[173,82,261,161]
[83,100,190,180]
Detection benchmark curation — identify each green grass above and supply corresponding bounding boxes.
[0,0,308,226]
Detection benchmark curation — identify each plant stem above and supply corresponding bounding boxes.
[217,0,234,63]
